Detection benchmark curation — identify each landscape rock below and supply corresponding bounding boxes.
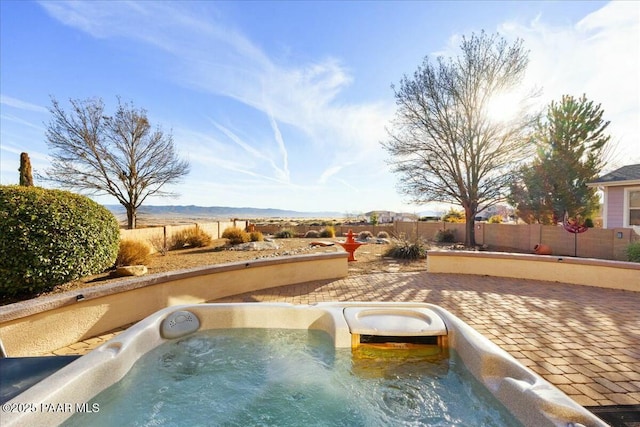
[230,241,280,251]
[115,265,148,277]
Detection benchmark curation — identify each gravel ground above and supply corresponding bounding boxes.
[5,238,428,305]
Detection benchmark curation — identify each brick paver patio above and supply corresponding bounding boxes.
[54,270,640,408]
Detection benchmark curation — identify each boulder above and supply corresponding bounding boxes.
[115,265,148,277]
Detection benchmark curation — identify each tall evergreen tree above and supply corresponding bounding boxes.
[509,94,610,224]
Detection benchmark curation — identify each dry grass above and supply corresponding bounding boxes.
[116,240,152,266]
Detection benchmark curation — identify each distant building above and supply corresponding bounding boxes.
[587,164,640,231]
[365,211,418,223]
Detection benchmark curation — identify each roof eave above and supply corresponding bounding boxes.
[587,179,640,187]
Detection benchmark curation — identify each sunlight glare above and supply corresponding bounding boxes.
[486,91,522,123]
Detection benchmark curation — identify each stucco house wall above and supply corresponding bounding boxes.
[605,186,625,228]
[588,164,640,231]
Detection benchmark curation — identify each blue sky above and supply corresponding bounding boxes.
[1,1,638,215]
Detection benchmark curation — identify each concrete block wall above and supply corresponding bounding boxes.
[122,220,636,261]
[255,221,638,261]
[120,220,247,253]
[480,223,531,251]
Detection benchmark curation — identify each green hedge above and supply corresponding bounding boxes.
[627,242,640,263]
[0,186,120,298]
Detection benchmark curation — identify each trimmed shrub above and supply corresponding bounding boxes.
[626,242,640,263]
[304,230,320,238]
[385,239,428,260]
[377,231,390,239]
[249,231,264,242]
[358,231,373,240]
[116,240,151,266]
[584,218,595,228]
[221,227,250,245]
[319,226,335,238]
[434,229,456,243]
[0,185,120,297]
[275,229,294,238]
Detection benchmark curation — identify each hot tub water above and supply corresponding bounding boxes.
[63,328,522,427]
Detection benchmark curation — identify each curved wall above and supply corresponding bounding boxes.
[0,252,348,356]
[427,251,640,292]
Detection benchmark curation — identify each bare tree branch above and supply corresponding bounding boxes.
[382,31,539,246]
[44,97,190,229]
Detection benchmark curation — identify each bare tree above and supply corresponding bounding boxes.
[383,31,539,246]
[45,97,190,229]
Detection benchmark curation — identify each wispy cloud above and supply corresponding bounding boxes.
[318,164,347,185]
[0,95,48,113]
[209,120,291,184]
[496,1,640,165]
[0,113,44,131]
[266,111,290,182]
[38,1,391,187]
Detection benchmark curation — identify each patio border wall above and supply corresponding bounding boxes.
[427,250,640,292]
[0,252,348,357]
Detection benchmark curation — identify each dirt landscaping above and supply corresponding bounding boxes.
[2,238,428,305]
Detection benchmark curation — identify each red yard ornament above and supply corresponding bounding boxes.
[563,211,588,257]
[338,229,365,262]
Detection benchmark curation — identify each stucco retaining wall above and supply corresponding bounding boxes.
[0,252,348,356]
[427,250,640,292]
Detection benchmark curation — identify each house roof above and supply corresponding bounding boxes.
[588,164,640,186]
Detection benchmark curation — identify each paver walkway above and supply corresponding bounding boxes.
[54,271,640,408]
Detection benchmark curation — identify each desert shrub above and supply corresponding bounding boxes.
[304,230,320,238]
[385,238,428,260]
[275,229,294,238]
[358,231,373,240]
[149,235,168,256]
[319,226,335,238]
[249,231,264,242]
[221,227,250,245]
[169,230,189,250]
[116,240,151,266]
[0,185,120,297]
[377,231,390,239]
[186,227,212,247]
[434,229,456,243]
[488,215,502,224]
[170,227,213,249]
[626,242,640,263]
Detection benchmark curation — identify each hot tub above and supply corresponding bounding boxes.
[3,303,606,426]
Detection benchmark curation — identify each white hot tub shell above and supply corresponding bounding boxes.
[3,302,607,427]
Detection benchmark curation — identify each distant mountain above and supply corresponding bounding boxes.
[104,204,344,219]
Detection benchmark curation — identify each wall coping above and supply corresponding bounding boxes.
[0,252,346,324]
[427,250,640,271]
